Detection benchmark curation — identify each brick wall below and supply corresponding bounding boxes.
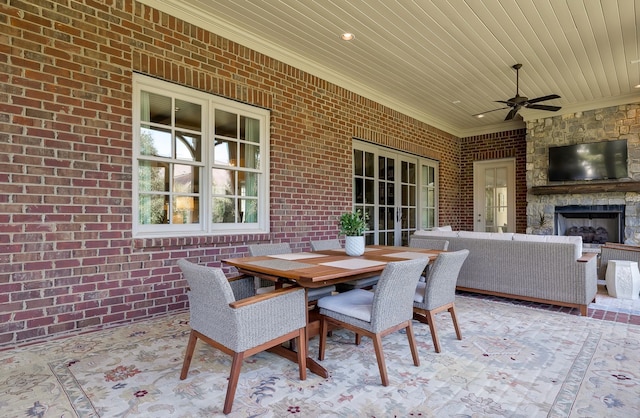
[0,0,463,347]
[460,129,528,233]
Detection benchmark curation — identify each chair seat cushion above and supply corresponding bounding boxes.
[317,289,373,322]
[307,285,336,301]
[414,282,426,303]
[335,275,380,291]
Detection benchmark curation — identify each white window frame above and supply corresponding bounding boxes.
[353,140,439,244]
[132,74,270,237]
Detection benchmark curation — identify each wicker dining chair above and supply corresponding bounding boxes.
[177,259,307,414]
[413,249,469,353]
[310,239,342,251]
[248,243,336,301]
[409,237,450,281]
[316,258,429,386]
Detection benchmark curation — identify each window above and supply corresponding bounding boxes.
[132,75,270,237]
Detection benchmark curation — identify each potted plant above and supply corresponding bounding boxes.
[339,210,368,256]
[531,211,553,235]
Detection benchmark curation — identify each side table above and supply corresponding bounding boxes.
[605,260,640,300]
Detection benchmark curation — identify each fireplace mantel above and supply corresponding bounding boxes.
[530,181,640,195]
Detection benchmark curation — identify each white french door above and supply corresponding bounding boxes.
[473,159,515,232]
[353,141,437,246]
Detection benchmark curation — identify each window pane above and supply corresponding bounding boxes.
[214,139,237,166]
[140,126,172,158]
[139,161,169,192]
[212,168,233,195]
[239,143,260,169]
[173,196,199,224]
[212,197,236,223]
[239,171,258,197]
[173,164,199,193]
[141,91,171,125]
[175,99,201,131]
[215,109,237,138]
[139,194,168,224]
[176,132,201,162]
[240,116,260,143]
[239,198,258,223]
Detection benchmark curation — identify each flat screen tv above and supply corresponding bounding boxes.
[548,139,628,182]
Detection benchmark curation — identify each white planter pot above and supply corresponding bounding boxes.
[345,235,365,256]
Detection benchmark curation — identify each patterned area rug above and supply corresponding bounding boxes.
[2,295,640,417]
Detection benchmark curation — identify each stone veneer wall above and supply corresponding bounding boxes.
[526,103,640,244]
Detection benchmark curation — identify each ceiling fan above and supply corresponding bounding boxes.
[473,64,562,121]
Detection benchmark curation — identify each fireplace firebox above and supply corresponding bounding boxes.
[554,205,625,244]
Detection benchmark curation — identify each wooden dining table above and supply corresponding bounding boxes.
[222,245,442,378]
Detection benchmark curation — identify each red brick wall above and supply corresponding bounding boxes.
[0,0,463,347]
[459,129,528,232]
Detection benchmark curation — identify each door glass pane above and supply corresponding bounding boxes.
[364,152,375,177]
[354,149,363,176]
[484,168,496,232]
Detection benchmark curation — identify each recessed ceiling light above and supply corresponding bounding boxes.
[476,114,484,118]
[340,32,355,41]
[452,100,461,104]
[635,84,640,89]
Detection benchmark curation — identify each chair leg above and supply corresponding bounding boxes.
[355,332,361,345]
[224,351,245,414]
[426,310,442,353]
[296,328,307,381]
[180,330,198,380]
[372,334,389,386]
[318,317,328,361]
[449,304,462,341]
[405,321,420,367]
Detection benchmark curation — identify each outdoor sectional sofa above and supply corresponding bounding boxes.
[412,230,598,315]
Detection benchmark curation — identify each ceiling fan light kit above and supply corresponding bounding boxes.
[474,64,562,121]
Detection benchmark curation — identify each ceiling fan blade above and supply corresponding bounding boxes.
[525,104,562,111]
[495,100,517,106]
[504,106,521,121]
[526,94,561,104]
[472,106,509,117]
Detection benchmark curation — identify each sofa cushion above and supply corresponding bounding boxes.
[432,225,453,231]
[513,234,583,258]
[413,230,459,238]
[457,231,515,241]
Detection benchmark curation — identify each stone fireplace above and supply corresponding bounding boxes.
[554,205,625,244]
[524,102,640,245]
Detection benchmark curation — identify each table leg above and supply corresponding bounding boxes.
[267,288,329,378]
